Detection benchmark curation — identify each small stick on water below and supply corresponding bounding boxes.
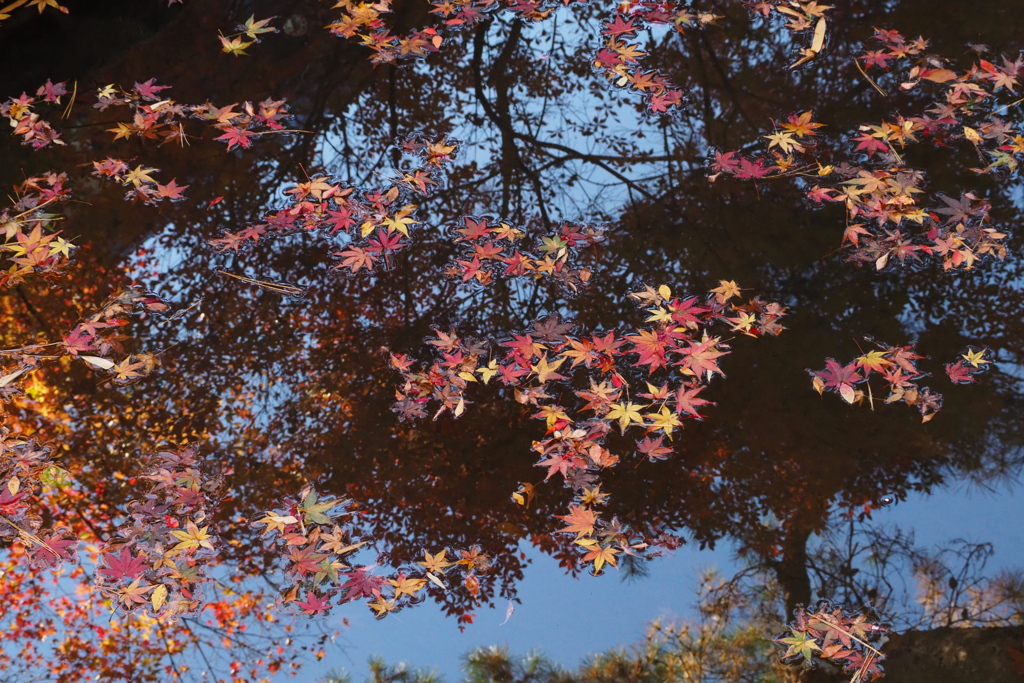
[855,58,887,98]
[164,296,205,322]
[215,270,306,296]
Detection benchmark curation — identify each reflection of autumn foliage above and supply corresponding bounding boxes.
[254,484,494,624]
[0,545,317,681]
[1,0,1023,679]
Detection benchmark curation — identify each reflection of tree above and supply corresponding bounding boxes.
[0,0,1023,678]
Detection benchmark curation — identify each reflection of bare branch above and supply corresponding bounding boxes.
[472,20,552,226]
[510,131,658,202]
[808,514,1024,630]
[156,619,187,680]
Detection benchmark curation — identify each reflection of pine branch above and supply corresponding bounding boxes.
[618,551,650,583]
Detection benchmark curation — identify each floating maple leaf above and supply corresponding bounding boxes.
[97,548,147,581]
[294,590,332,615]
[812,359,863,404]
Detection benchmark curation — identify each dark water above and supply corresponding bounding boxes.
[1,0,1023,680]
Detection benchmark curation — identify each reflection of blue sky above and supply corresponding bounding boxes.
[278,483,1022,682]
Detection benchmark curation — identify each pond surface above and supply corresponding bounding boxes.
[1,0,1023,680]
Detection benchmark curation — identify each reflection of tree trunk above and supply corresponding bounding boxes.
[776,524,812,617]
[774,524,834,683]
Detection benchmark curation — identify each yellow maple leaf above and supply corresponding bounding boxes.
[605,401,646,434]
[583,543,620,573]
[645,405,684,438]
[418,549,451,574]
[219,34,254,56]
[962,348,989,367]
[169,521,214,554]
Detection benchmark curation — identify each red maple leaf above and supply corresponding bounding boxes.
[852,133,889,157]
[155,179,189,201]
[556,505,596,539]
[636,435,673,461]
[325,206,356,233]
[648,90,683,113]
[537,452,581,480]
[496,361,529,385]
[334,245,378,273]
[625,329,670,372]
[62,326,96,355]
[502,334,546,363]
[669,296,710,328]
[596,48,623,68]
[133,78,171,100]
[807,186,839,203]
[679,337,726,378]
[30,533,77,568]
[945,360,976,384]
[97,548,147,581]
[602,14,638,37]
[294,590,332,615]
[674,383,711,417]
[215,126,256,150]
[455,217,490,241]
[365,228,405,255]
[860,50,896,70]
[36,79,68,103]
[814,360,863,403]
[710,149,741,175]
[0,487,28,515]
[734,156,773,179]
[341,567,384,600]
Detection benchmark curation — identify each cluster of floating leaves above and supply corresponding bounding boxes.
[444,215,603,292]
[320,0,834,113]
[390,281,786,573]
[810,338,994,422]
[711,28,1018,271]
[209,136,602,290]
[210,134,456,272]
[0,7,1001,667]
[773,601,891,682]
[594,3,718,114]
[0,175,170,403]
[944,346,993,385]
[91,158,189,206]
[94,446,223,618]
[0,429,76,569]
[5,77,293,213]
[2,285,169,405]
[0,78,67,148]
[96,78,290,150]
[254,486,492,623]
[0,172,74,288]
